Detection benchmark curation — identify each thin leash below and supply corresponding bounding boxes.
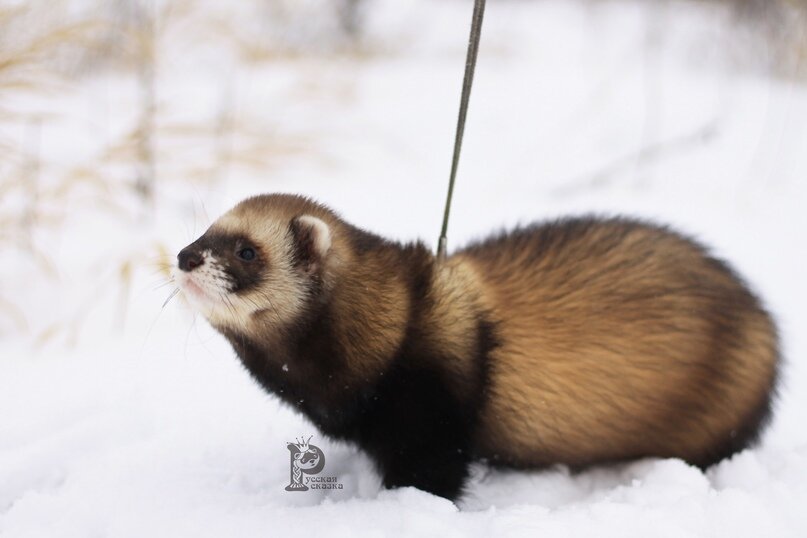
[437,0,487,261]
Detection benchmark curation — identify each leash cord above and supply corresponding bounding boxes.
[437,0,487,260]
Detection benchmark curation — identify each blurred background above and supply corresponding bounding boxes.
[1,0,806,529]
[0,0,804,344]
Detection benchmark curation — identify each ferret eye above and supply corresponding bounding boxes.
[237,247,256,261]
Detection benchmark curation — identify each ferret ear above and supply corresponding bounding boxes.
[290,215,331,273]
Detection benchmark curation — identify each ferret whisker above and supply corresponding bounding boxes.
[153,279,176,291]
[162,287,180,309]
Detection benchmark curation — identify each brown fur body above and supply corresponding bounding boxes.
[460,220,778,469]
[176,195,779,499]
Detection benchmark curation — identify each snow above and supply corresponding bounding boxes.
[1,0,807,536]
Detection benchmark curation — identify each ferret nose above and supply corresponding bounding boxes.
[178,248,204,272]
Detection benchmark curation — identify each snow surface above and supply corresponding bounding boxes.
[2,0,807,536]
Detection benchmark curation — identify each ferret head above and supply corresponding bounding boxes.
[174,195,336,332]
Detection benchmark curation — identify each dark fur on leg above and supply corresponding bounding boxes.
[359,363,476,500]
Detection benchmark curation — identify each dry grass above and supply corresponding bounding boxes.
[0,3,105,337]
[0,1,328,340]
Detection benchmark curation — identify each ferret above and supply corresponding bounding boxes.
[174,194,779,500]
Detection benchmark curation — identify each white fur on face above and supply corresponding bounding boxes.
[176,212,314,333]
[174,249,237,321]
